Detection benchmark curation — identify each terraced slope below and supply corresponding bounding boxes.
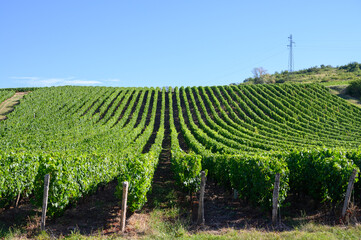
[175,84,361,154]
[0,86,165,215]
[0,84,361,215]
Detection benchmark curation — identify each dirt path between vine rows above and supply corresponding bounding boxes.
[0,92,28,120]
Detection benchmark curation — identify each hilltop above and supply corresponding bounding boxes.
[242,62,361,86]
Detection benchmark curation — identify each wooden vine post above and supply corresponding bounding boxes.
[197,171,206,225]
[272,173,280,225]
[41,174,50,231]
[342,169,357,218]
[233,189,238,200]
[15,192,21,208]
[120,181,129,232]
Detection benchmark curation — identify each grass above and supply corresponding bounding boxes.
[320,80,354,86]
[1,191,361,239]
[0,92,27,120]
[142,207,189,239]
[327,85,361,108]
[3,207,357,240]
[242,63,361,85]
[2,173,361,239]
[62,220,361,240]
[5,225,361,240]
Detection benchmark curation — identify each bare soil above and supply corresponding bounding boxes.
[0,92,28,120]
[1,173,360,238]
[328,85,361,108]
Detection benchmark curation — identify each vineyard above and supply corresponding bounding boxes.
[1,83,361,221]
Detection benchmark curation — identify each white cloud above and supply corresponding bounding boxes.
[104,78,121,83]
[11,76,102,87]
[11,76,40,81]
[64,80,102,85]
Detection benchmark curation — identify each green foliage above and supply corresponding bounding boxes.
[338,62,361,72]
[0,152,39,207]
[242,62,361,84]
[117,153,156,211]
[0,90,16,104]
[0,87,40,92]
[346,79,361,98]
[346,149,361,167]
[0,86,165,215]
[171,151,202,192]
[1,82,361,215]
[30,151,120,216]
[203,153,289,209]
[116,88,165,211]
[168,88,203,192]
[171,83,361,209]
[287,149,359,203]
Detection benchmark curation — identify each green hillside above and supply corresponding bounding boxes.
[243,62,361,86]
[1,84,361,217]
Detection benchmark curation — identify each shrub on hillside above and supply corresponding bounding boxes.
[339,62,361,72]
[346,79,361,99]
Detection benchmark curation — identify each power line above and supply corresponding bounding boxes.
[206,48,287,85]
[288,34,295,72]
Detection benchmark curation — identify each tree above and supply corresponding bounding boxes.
[346,79,361,98]
[252,67,268,84]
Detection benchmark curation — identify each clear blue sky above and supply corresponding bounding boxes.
[1,0,360,88]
